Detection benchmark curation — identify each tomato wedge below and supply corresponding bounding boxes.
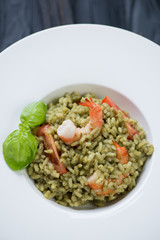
[102,96,139,140]
[36,124,67,174]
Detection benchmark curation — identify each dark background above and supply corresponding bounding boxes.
[0,0,160,52]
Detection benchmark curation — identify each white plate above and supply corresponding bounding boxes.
[0,24,160,240]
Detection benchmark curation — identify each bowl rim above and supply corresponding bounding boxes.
[0,24,159,240]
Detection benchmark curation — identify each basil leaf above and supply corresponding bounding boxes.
[20,101,47,127]
[3,130,37,170]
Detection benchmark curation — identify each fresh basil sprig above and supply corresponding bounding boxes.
[3,101,47,170]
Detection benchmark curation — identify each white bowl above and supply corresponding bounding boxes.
[24,82,153,212]
[0,24,160,240]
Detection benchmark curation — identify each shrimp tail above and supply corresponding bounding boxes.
[113,141,129,164]
[79,97,95,108]
[79,97,103,130]
[112,140,119,149]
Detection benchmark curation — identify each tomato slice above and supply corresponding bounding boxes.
[102,96,139,140]
[36,124,67,174]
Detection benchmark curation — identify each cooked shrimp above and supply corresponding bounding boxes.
[36,124,67,174]
[87,171,104,191]
[102,96,139,140]
[57,98,103,145]
[113,141,129,164]
[88,141,129,195]
[79,98,103,130]
[57,120,81,145]
[88,170,129,196]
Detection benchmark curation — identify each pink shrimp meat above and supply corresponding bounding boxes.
[57,97,103,145]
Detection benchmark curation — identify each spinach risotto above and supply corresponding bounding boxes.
[27,92,154,207]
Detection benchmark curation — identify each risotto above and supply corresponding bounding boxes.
[27,92,154,207]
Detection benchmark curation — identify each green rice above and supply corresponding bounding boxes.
[27,92,154,207]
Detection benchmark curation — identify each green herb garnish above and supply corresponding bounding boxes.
[3,101,47,170]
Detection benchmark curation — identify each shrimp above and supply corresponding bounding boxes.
[88,170,129,196]
[57,97,103,145]
[36,124,67,174]
[88,141,129,195]
[79,98,103,130]
[102,96,139,140]
[113,141,129,164]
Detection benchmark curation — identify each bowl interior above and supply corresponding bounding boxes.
[25,83,153,212]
